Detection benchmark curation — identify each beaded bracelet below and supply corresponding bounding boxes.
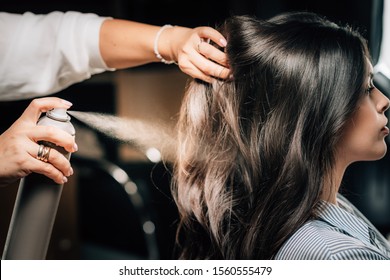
[153,24,177,65]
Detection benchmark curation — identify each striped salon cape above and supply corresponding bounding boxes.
[275,194,390,260]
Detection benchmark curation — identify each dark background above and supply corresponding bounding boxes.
[0,0,373,35]
[1,0,389,260]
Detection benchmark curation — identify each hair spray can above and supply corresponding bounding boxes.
[2,108,75,259]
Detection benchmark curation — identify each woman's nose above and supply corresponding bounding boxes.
[377,89,390,113]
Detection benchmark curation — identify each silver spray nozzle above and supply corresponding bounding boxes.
[46,108,70,122]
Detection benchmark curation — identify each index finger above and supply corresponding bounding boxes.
[20,97,73,123]
[195,26,228,49]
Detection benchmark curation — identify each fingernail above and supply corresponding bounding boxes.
[73,143,78,152]
[219,38,227,47]
[61,99,73,107]
[63,176,68,183]
[69,167,74,176]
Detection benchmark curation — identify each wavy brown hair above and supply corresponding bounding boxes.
[171,12,369,259]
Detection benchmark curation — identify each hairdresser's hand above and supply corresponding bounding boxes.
[0,97,78,187]
[169,26,230,83]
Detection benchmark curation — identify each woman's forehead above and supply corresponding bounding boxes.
[366,58,374,73]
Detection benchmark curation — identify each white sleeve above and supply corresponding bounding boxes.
[0,11,114,101]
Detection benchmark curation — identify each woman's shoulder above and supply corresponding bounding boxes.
[274,219,388,260]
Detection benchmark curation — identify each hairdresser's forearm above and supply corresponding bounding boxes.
[99,19,189,69]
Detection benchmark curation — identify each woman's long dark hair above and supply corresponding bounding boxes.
[172,12,369,259]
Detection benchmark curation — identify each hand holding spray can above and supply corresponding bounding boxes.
[2,108,75,259]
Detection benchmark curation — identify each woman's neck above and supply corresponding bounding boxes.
[322,159,348,204]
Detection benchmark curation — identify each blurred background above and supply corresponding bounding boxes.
[0,0,389,259]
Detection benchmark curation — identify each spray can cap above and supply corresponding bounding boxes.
[46,108,71,122]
